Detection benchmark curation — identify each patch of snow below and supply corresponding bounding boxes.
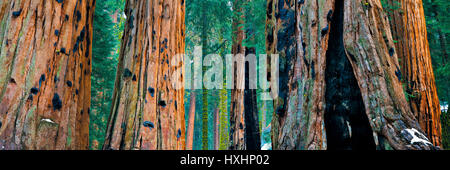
[402,128,432,145]
[441,104,448,112]
[41,118,55,124]
[261,143,272,150]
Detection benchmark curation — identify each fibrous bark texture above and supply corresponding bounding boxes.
[268,0,438,150]
[103,0,186,150]
[0,0,95,150]
[343,0,436,150]
[229,0,246,150]
[268,0,333,150]
[386,0,442,147]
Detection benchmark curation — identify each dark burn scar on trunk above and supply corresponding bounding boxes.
[12,10,22,18]
[324,0,375,150]
[159,100,167,107]
[123,68,133,78]
[30,87,39,95]
[148,87,155,97]
[177,129,181,139]
[52,93,63,110]
[143,121,154,129]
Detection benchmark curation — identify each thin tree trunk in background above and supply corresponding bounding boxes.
[218,32,229,150]
[103,0,186,150]
[267,0,438,150]
[213,107,219,150]
[437,30,448,66]
[261,99,266,143]
[200,0,209,150]
[229,0,246,150]
[0,0,95,150]
[430,1,448,66]
[186,90,195,150]
[386,0,442,147]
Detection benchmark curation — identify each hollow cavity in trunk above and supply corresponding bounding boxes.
[324,0,376,150]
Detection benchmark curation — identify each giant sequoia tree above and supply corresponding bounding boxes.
[268,0,439,150]
[385,0,442,147]
[0,0,95,150]
[103,0,186,150]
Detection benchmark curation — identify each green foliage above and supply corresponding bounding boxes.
[423,0,450,148]
[87,0,446,151]
[185,0,271,150]
[424,0,450,105]
[243,0,266,54]
[89,0,125,150]
[186,0,233,150]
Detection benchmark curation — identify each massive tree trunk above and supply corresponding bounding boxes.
[0,0,95,150]
[103,0,186,150]
[229,0,246,150]
[268,0,438,150]
[386,0,442,147]
[268,0,330,150]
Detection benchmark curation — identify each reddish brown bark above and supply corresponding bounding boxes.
[386,0,442,147]
[103,0,186,150]
[186,90,195,150]
[268,0,438,150]
[213,107,219,150]
[229,0,246,150]
[0,0,94,150]
[268,0,332,150]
